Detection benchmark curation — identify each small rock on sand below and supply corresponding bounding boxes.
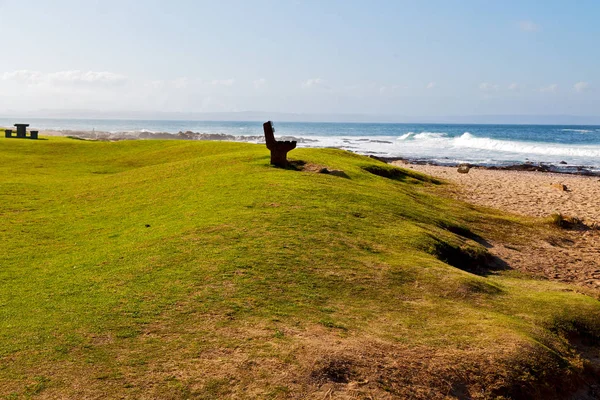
[457,164,471,174]
[550,183,568,191]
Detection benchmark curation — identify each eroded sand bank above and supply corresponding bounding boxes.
[392,162,600,293]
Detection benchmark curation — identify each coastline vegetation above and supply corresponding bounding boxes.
[1,135,598,398]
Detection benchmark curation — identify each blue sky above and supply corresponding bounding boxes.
[0,0,598,118]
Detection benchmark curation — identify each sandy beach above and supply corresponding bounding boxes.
[393,162,600,293]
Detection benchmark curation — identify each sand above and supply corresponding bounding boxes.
[392,162,600,293]
[393,163,600,225]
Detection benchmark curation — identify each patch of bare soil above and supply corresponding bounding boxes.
[29,322,587,399]
[492,229,600,294]
[397,163,600,294]
[292,161,350,178]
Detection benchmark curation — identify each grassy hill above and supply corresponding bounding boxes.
[1,136,599,399]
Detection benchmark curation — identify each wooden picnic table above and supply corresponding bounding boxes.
[4,123,38,139]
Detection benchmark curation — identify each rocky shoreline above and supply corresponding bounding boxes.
[40,128,319,144]
[37,128,600,177]
[379,156,600,177]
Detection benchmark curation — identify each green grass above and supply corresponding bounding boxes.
[0,136,598,398]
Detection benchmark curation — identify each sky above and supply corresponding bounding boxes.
[0,0,598,120]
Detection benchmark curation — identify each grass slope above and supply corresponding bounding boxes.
[0,136,599,399]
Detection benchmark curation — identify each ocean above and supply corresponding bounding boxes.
[3,118,600,173]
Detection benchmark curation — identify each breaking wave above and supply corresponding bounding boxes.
[397,132,448,140]
[391,131,600,158]
[453,132,600,157]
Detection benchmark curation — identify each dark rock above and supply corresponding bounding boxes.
[488,164,552,172]
[457,164,471,174]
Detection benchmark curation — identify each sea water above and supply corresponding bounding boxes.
[2,118,600,172]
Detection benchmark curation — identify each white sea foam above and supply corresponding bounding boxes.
[287,131,600,171]
[561,129,593,133]
[453,132,600,157]
[397,132,448,140]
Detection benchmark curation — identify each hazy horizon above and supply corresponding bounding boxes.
[1,109,600,126]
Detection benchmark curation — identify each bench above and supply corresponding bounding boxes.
[263,121,296,167]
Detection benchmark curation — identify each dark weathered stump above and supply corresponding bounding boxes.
[5,129,12,138]
[263,121,296,167]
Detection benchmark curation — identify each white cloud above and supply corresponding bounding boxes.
[302,78,327,88]
[508,83,519,90]
[172,77,190,89]
[146,80,165,89]
[540,84,558,93]
[253,78,266,89]
[144,77,235,90]
[519,20,540,32]
[210,79,235,86]
[379,84,406,94]
[2,70,126,86]
[426,81,436,89]
[47,70,127,85]
[574,81,590,93]
[2,70,44,84]
[479,82,499,91]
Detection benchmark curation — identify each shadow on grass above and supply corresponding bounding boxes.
[286,160,306,171]
[362,164,441,184]
[3,137,49,141]
[278,160,352,179]
[437,221,495,249]
[427,234,510,276]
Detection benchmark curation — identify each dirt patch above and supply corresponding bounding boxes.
[363,164,440,184]
[291,161,350,178]
[491,230,600,294]
[400,163,600,294]
[310,357,357,384]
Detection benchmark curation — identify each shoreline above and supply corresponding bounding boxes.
[379,156,600,177]
[5,126,600,177]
